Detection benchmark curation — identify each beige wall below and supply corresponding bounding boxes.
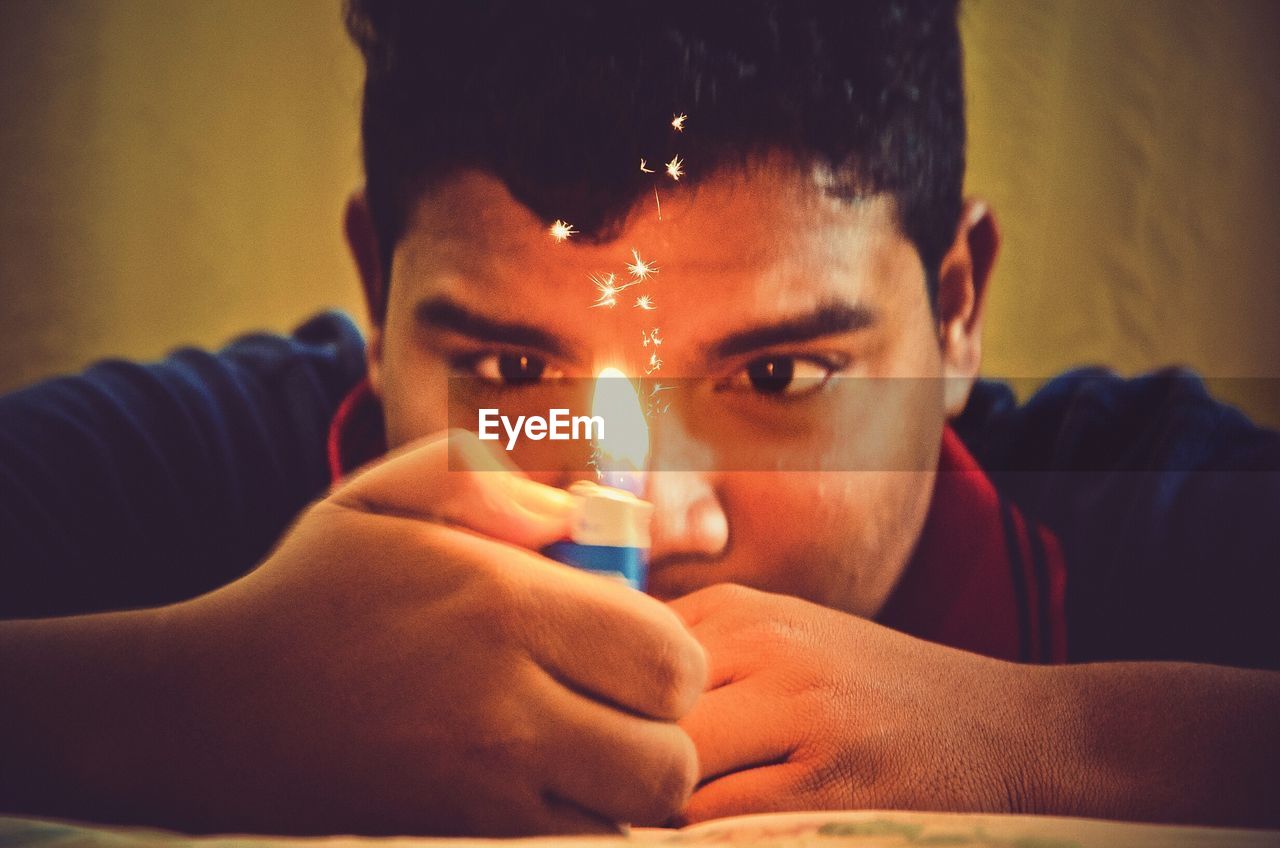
[965,0,1280,425]
[0,0,366,389]
[2,0,1278,425]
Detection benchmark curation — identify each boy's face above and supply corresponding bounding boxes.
[366,161,974,618]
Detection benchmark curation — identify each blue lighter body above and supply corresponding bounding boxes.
[541,481,653,591]
[541,540,648,590]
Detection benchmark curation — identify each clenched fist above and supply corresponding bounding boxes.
[1,431,705,835]
[670,584,1033,824]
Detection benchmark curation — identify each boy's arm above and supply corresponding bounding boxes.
[1030,659,1280,825]
[0,433,706,834]
[0,312,364,618]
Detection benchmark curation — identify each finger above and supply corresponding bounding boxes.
[528,574,707,721]
[529,792,624,836]
[390,520,707,721]
[667,582,765,634]
[679,681,796,783]
[449,784,621,836]
[678,762,810,825]
[668,586,768,690]
[539,669,699,827]
[333,429,575,549]
[666,583,724,631]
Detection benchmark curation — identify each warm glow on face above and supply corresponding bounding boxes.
[592,367,649,491]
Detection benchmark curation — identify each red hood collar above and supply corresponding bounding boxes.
[877,427,1068,663]
[326,377,385,483]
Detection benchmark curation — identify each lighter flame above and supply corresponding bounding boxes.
[593,367,649,489]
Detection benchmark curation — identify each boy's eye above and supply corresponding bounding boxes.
[471,352,564,386]
[722,355,838,397]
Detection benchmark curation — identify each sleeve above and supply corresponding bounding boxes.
[957,368,1280,670]
[0,311,367,619]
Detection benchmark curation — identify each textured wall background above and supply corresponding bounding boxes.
[0,0,365,389]
[966,0,1280,425]
[1,0,1278,424]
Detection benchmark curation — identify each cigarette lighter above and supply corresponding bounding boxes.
[542,480,653,590]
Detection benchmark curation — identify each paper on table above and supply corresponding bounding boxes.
[3,810,1278,848]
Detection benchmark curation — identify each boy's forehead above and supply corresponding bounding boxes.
[399,163,903,264]
[388,162,920,344]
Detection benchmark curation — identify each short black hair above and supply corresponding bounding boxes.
[345,0,964,318]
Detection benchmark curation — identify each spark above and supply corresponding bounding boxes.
[671,113,687,132]
[549,219,577,242]
[654,187,662,221]
[642,328,663,347]
[589,272,619,308]
[640,158,655,173]
[666,155,684,181]
[589,271,642,308]
[626,249,659,281]
[635,294,656,310]
[644,381,673,414]
[645,353,663,374]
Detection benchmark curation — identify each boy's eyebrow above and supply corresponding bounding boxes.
[708,303,879,358]
[415,296,569,356]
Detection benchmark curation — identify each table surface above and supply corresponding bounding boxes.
[3,809,1279,848]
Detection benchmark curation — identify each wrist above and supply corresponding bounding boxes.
[972,660,1072,817]
[0,603,188,822]
[999,662,1108,819]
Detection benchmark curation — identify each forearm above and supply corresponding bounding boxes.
[0,606,191,823]
[1023,661,1280,827]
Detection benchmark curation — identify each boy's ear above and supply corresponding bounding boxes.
[344,187,385,328]
[936,198,1000,417]
[344,187,386,398]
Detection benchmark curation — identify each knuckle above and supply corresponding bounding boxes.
[464,689,544,774]
[444,426,483,457]
[697,582,763,619]
[633,732,699,824]
[648,625,707,718]
[442,464,485,505]
[453,569,533,646]
[707,582,758,603]
[444,428,506,474]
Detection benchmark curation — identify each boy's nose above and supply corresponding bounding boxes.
[645,470,729,584]
[643,403,729,593]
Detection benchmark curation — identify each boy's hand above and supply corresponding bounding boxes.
[162,430,704,834]
[669,584,1031,824]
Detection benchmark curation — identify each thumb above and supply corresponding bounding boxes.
[332,428,574,549]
